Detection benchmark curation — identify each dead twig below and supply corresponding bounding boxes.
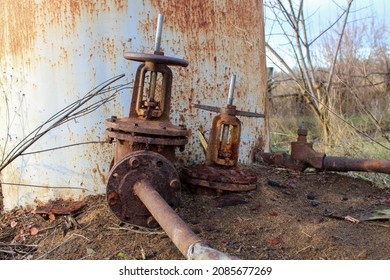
[35,233,90,260]
[107,223,165,236]
[296,245,314,255]
[0,242,38,247]
[301,231,312,238]
[0,249,16,255]
[326,213,360,224]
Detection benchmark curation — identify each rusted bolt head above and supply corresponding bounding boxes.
[108,192,119,206]
[129,157,140,168]
[169,179,181,190]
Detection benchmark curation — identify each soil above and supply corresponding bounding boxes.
[0,163,389,260]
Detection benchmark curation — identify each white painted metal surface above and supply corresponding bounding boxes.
[0,0,268,210]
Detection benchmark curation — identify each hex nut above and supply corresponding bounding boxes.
[129,157,140,168]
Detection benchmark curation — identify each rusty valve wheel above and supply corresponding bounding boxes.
[106,150,181,227]
[193,104,265,118]
[124,52,188,67]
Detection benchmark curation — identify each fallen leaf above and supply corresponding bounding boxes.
[30,227,39,236]
[269,238,280,245]
[48,212,56,221]
[10,221,18,228]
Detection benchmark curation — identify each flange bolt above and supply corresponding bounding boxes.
[129,157,140,168]
[169,179,181,190]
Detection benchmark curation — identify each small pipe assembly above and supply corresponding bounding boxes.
[181,75,265,194]
[105,14,237,260]
[257,123,390,174]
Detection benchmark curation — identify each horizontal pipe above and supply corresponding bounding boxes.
[133,179,238,260]
[323,156,390,174]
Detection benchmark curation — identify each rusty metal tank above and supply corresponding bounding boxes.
[0,0,269,210]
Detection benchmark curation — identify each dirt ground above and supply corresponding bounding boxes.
[0,163,389,260]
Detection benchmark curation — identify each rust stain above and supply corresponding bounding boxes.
[96,164,107,184]
[1,0,128,58]
[0,1,39,58]
[148,0,265,132]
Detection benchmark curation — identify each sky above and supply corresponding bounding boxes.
[264,0,390,69]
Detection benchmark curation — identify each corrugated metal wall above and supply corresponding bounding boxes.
[0,0,268,210]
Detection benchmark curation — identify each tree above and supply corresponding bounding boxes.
[265,0,354,144]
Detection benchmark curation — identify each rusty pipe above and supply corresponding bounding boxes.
[289,124,390,174]
[256,123,390,174]
[133,179,238,260]
[323,156,390,173]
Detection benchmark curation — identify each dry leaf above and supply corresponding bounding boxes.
[269,238,280,245]
[30,227,39,236]
[10,221,18,228]
[48,212,56,221]
[269,210,278,216]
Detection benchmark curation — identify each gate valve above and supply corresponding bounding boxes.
[181,75,265,194]
[194,75,265,167]
[105,14,189,166]
[124,14,188,120]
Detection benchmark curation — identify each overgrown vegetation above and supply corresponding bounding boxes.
[265,0,390,185]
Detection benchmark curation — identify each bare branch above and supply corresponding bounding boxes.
[325,0,354,93]
[308,9,346,47]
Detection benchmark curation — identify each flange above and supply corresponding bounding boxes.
[181,165,257,195]
[106,150,181,227]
